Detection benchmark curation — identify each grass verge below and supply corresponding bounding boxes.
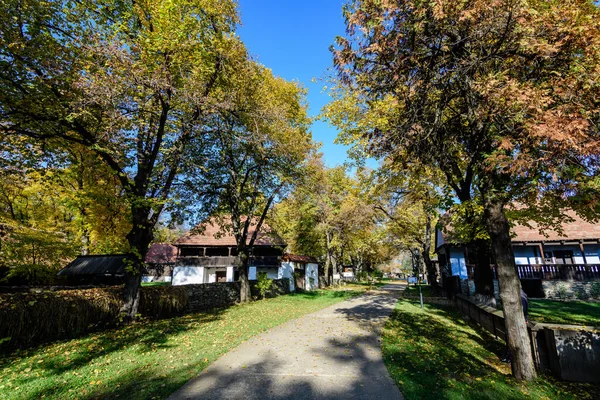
[141,282,172,287]
[529,299,600,327]
[403,284,437,297]
[382,299,599,400]
[0,289,360,400]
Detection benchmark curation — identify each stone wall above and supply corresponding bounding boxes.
[184,278,291,312]
[531,323,600,383]
[541,280,599,300]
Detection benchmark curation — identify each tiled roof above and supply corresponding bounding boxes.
[282,254,318,263]
[145,243,178,264]
[175,217,286,247]
[439,210,600,245]
[511,211,600,242]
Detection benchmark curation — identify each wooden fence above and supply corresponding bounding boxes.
[455,294,600,383]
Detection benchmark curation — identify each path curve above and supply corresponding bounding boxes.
[169,283,405,400]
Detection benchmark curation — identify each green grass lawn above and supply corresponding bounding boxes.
[382,300,599,400]
[0,289,360,400]
[403,284,437,297]
[141,281,172,287]
[528,299,600,327]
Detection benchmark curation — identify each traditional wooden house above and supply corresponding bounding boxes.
[171,218,287,286]
[436,211,600,297]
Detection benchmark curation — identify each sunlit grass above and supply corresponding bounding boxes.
[0,289,360,400]
[382,300,599,400]
[529,299,600,327]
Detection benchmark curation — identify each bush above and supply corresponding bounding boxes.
[590,282,600,299]
[0,264,59,286]
[0,285,189,350]
[356,271,368,282]
[256,272,273,299]
[575,286,590,300]
[371,270,384,282]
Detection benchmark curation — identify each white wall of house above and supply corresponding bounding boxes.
[449,248,468,279]
[279,261,295,291]
[514,247,542,265]
[306,263,318,290]
[172,266,205,286]
[226,266,234,282]
[249,266,257,280]
[584,245,600,263]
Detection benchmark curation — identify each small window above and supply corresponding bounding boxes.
[216,271,227,282]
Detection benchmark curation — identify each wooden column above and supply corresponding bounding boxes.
[538,243,546,279]
[579,242,588,265]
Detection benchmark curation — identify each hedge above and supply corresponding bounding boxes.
[0,286,188,350]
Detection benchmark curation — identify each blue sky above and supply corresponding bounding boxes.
[237,0,350,167]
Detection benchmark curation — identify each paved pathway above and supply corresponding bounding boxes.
[169,282,405,400]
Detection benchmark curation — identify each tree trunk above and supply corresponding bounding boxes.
[421,214,438,288]
[324,230,332,286]
[484,199,536,380]
[120,210,153,321]
[472,239,494,297]
[239,248,251,303]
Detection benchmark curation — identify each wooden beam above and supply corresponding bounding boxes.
[579,242,588,265]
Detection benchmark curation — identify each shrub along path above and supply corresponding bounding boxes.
[0,289,363,400]
[169,283,405,400]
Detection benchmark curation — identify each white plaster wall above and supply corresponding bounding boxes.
[226,266,234,282]
[305,263,318,290]
[249,266,257,280]
[514,247,538,265]
[172,266,205,286]
[584,245,600,264]
[279,261,295,291]
[449,248,467,279]
[207,268,216,283]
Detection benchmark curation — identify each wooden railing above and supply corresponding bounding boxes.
[176,256,281,268]
[466,263,600,281]
[515,264,600,280]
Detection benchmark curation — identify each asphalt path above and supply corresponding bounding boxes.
[169,282,405,400]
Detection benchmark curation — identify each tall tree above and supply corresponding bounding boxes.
[181,64,312,302]
[0,0,242,318]
[328,0,600,379]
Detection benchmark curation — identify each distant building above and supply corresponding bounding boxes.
[171,218,287,286]
[436,211,600,297]
[57,255,129,285]
[281,254,319,291]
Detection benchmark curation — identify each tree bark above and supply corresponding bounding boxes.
[120,209,154,321]
[324,230,332,285]
[421,214,439,288]
[238,248,251,303]
[484,199,536,380]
